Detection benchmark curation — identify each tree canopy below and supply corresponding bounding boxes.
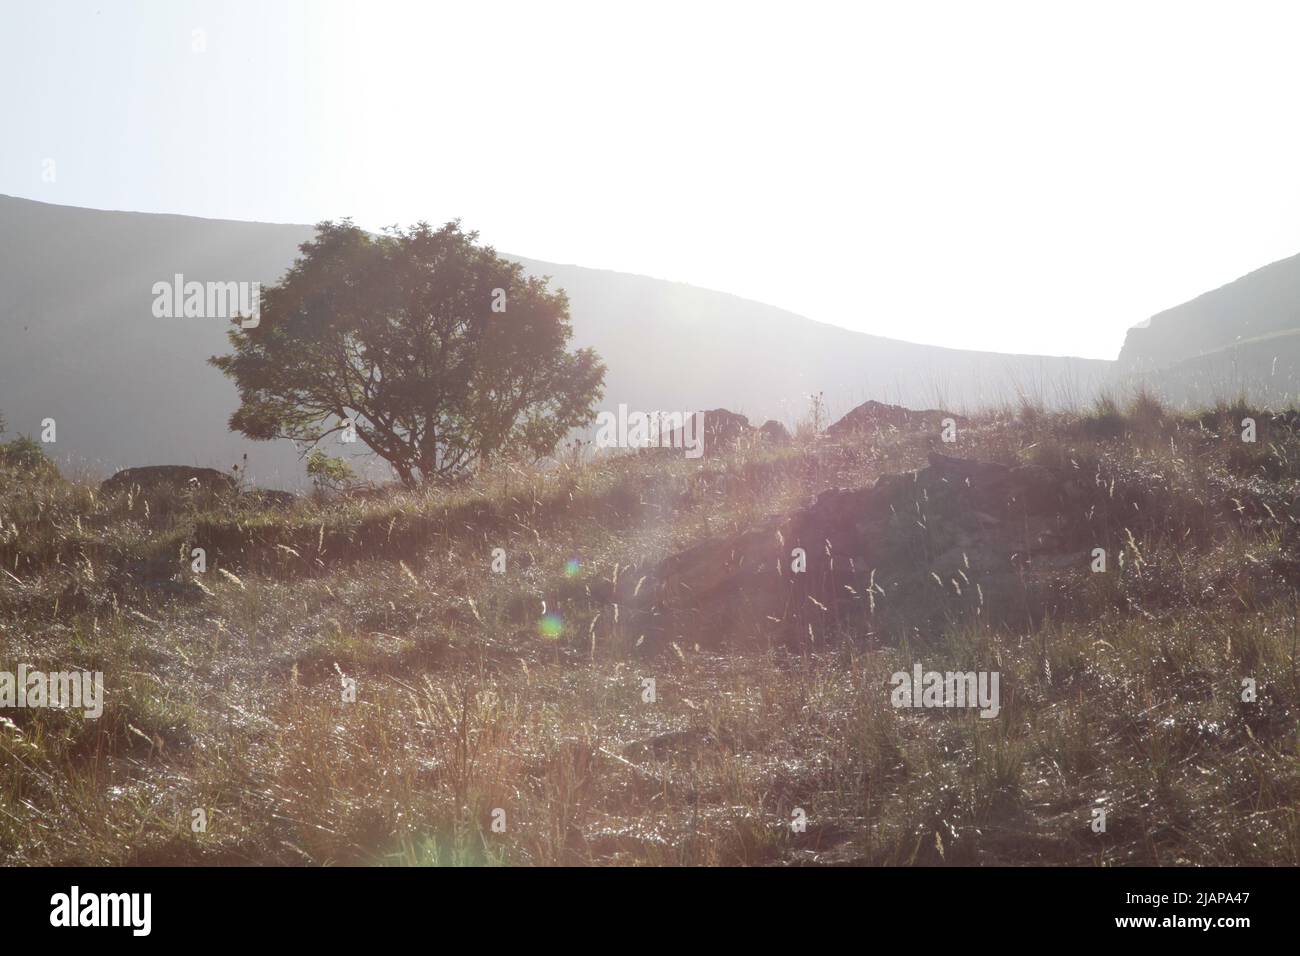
[211,220,605,486]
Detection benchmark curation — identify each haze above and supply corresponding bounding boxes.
[3,0,1300,359]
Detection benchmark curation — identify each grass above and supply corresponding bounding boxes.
[0,398,1297,865]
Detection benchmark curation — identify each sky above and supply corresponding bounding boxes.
[3,0,1300,360]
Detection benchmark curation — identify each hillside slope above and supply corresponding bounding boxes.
[1116,250,1300,406]
[0,195,1109,486]
[1116,330,1300,409]
[2,400,1295,865]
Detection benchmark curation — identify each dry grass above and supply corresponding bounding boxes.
[1,403,1297,865]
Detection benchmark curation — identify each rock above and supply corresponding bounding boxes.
[825,400,966,438]
[101,465,237,496]
[621,452,1078,646]
[658,408,754,457]
[758,420,792,444]
[697,408,753,450]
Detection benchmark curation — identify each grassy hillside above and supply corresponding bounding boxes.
[0,195,1110,489]
[0,397,1297,866]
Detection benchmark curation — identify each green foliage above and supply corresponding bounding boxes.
[211,220,606,486]
[305,448,356,494]
[1,434,53,472]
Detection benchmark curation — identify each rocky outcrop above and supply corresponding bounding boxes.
[696,409,754,449]
[656,409,755,457]
[825,400,966,438]
[621,444,1300,647]
[1115,250,1300,374]
[621,452,1087,645]
[101,465,238,496]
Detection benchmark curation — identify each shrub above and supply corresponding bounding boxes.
[1079,393,1125,439]
[306,448,357,495]
[0,435,55,473]
[1127,385,1167,432]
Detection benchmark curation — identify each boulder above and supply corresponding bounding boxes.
[101,465,237,496]
[658,408,754,457]
[825,400,966,438]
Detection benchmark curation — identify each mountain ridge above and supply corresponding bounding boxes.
[1118,249,1300,372]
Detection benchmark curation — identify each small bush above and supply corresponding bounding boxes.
[306,448,357,495]
[1079,393,1125,439]
[0,435,56,474]
[1127,385,1167,432]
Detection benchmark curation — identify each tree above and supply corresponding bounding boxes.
[211,221,605,486]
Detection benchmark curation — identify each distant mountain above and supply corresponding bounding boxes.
[1115,251,1300,406]
[0,195,1110,487]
